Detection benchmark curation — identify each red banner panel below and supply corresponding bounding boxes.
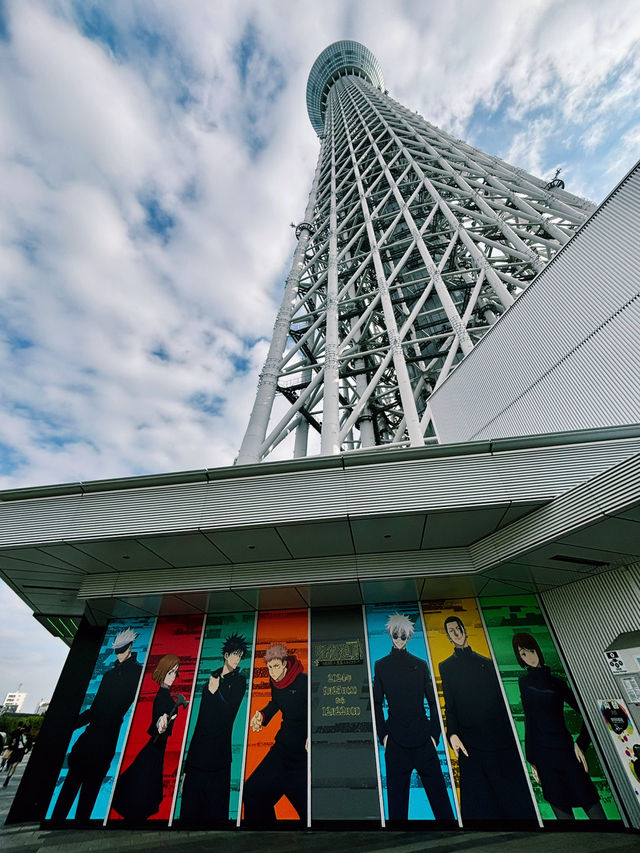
[108,615,204,822]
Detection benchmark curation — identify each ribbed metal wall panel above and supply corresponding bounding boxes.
[78,548,475,598]
[430,162,640,443]
[541,564,640,827]
[471,448,640,568]
[469,295,640,440]
[1,438,640,549]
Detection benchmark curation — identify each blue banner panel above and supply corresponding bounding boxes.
[46,617,154,821]
[174,611,256,824]
[365,603,456,822]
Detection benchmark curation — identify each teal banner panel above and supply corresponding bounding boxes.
[173,611,256,824]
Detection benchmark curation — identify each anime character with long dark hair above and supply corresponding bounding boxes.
[52,627,143,820]
[180,633,249,824]
[373,613,453,821]
[513,632,605,820]
[111,654,188,822]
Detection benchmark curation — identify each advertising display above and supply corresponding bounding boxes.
[36,595,633,831]
[365,602,457,823]
[310,606,379,821]
[598,700,640,805]
[480,594,620,821]
[174,611,256,825]
[108,615,204,823]
[421,598,537,822]
[242,608,309,824]
[46,617,154,822]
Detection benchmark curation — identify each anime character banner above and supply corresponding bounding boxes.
[108,615,204,823]
[241,608,308,824]
[364,602,457,823]
[310,607,379,822]
[46,617,154,822]
[479,594,620,822]
[598,700,640,804]
[422,598,538,823]
[173,611,256,825]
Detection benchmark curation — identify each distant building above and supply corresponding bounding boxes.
[34,700,50,716]
[1,691,27,714]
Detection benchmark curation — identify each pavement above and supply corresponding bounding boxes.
[2,759,639,852]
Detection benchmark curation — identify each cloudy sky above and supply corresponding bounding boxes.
[1,0,639,711]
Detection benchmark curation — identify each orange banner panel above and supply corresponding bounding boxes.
[243,609,308,822]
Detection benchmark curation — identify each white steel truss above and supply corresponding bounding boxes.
[238,42,595,464]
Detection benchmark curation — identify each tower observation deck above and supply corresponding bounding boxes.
[238,41,595,464]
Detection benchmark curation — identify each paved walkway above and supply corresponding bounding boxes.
[2,760,638,853]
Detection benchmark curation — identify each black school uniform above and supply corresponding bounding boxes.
[519,665,599,810]
[181,666,246,823]
[373,647,453,820]
[243,661,307,823]
[439,645,536,821]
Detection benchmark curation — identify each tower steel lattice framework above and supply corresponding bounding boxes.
[238,41,595,464]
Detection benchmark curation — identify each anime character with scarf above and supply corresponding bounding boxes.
[243,643,307,823]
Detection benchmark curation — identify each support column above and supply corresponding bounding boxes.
[321,108,341,454]
[237,141,326,464]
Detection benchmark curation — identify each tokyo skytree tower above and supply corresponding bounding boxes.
[238,41,594,464]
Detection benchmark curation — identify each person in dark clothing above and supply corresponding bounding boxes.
[243,643,307,824]
[2,725,31,788]
[111,654,188,821]
[513,632,605,820]
[438,616,536,821]
[373,613,453,821]
[51,628,143,819]
[180,633,249,824]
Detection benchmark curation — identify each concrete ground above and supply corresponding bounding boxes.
[2,759,638,852]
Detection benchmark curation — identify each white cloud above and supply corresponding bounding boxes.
[0,0,639,701]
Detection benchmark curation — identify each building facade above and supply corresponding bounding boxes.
[1,691,27,715]
[3,42,640,833]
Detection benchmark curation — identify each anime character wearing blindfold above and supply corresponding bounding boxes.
[373,613,453,822]
[52,628,143,821]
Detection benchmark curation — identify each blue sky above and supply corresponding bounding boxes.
[0,0,639,710]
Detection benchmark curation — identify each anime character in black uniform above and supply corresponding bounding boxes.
[243,643,307,823]
[52,628,143,820]
[373,613,453,821]
[438,616,536,821]
[513,632,605,820]
[111,654,188,821]
[180,633,249,824]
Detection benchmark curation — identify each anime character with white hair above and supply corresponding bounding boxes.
[52,627,143,821]
[373,613,453,821]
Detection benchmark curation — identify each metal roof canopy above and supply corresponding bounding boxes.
[1,424,639,643]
